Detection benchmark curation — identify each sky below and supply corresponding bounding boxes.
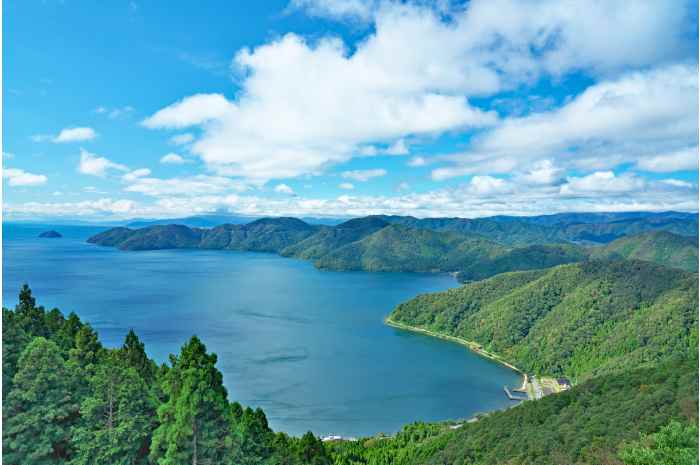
[3,0,699,221]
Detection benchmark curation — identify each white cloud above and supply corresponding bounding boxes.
[274,183,295,195]
[467,175,512,195]
[160,153,188,165]
[143,0,693,182]
[142,94,232,129]
[123,174,248,197]
[433,64,698,179]
[407,156,427,167]
[78,148,128,177]
[290,0,377,22]
[339,182,355,190]
[53,127,98,143]
[385,139,409,155]
[636,146,698,173]
[396,181,410,191]
[3,168,48,186]
[170,133,195,145]
[559,171,646,196]
[122,168,152,182]
[5,175,696,220]
[108,106,134,119]
[519,160,564,186]
[3,151,15,159]
[341,168,387,182]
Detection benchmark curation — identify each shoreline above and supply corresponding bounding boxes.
[384,316,524,377]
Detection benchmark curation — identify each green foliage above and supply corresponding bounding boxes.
[3,337,81,465]
[149,336,233,465]
[620,421,699,465]
[330,359,698,465]
[591,230,699,272]
[71,351,157,465]
[391,260,698,380]
[90,218,588,280]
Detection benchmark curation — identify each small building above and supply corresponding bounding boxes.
[557,378,572,390]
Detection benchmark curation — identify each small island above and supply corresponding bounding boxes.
[38,230,62,238]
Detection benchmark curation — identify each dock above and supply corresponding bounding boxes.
[503,386,528,401]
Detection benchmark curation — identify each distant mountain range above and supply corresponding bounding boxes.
[87,212,698,280]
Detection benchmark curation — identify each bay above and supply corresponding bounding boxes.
[2,223,521,437]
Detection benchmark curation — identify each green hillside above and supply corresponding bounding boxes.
[329,358,698,465]
[88,219,588,280]
[590,230,698,272]
[390,260,698,381]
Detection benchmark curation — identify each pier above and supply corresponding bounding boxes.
[503,386,528,401]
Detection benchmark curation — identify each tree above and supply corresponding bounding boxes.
[3,337,80,465]
[71,351,157,465]
[2,309,30,394]
[15,284,48,337]
[620,421,699,465]
[150,336,232,465]
[231,406,274,465]
[295,431,332,465]
[121,329,156,383]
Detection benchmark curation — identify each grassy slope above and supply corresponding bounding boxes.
[390,260,698,381]
[590,230,698,272]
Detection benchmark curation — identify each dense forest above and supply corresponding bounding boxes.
[390,260,698,381]
[2,285,332,465]
[590,230,699,272]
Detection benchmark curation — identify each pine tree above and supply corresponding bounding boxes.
[150,336,232,465]
[3,337,80,465]
[71,351,157,465]
[15,284,48,337]
[231,406,274,465]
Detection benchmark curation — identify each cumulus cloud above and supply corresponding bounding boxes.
[274,183,295,195]
[78,148,128,177]
[433,64,698,179]
[53,127,98,143]
[560,171,646,196]
[341,169,387,182]
[142,94,232,129]
[385,139,409,155]
[3,168,48,186]
[339,182,355,190]
[160,153,188,165]
[467,175,512,195]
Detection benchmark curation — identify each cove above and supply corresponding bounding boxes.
[3,223,521,437]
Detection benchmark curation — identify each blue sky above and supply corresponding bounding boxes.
[3,0,699,220]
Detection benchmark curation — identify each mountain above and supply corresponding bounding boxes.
[590,230,698,272]
[378,212,699,245]
[89,218,319,253]
[329,357,697,465]
[90,218,588,279]
[389,260,698,381]
[280,216,390,260]
[125,214,344,228]
[38,230,62,238]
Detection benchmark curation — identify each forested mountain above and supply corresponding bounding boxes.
[379,211,699,245]
[590,230,698,272]
[2,286,332,465]
[88,217,588,280]
[329,358,698,465]
[390,260,698,381]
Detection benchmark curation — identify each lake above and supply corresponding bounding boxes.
[2,223,521,437]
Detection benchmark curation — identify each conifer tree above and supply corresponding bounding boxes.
[3,337,80,465]
[150,336,232,465]
[121,329,156,382]
[71,351,157,465]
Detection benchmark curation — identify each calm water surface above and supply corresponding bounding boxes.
[2,223,521,437]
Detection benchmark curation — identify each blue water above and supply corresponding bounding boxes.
[2,223,521,437]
